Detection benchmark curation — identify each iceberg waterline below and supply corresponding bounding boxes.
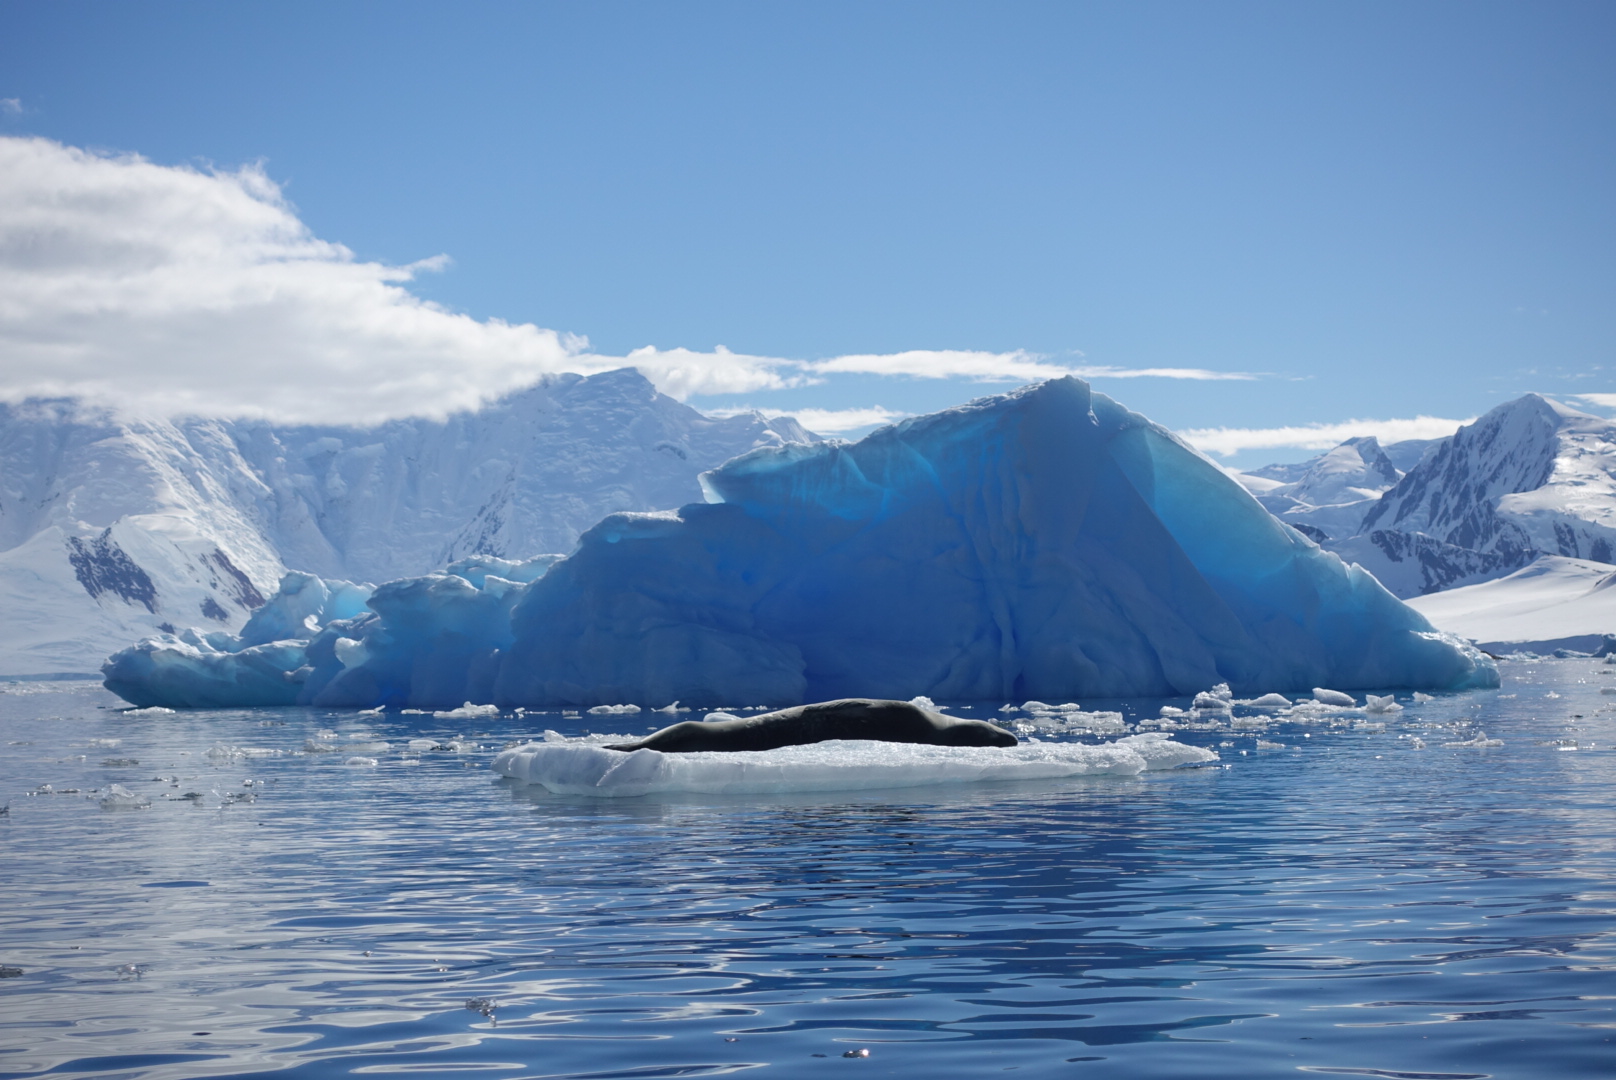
[102,378,1497,709]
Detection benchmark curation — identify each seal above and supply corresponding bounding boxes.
[603,697,1018,753]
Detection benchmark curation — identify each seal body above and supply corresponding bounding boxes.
[603,698,1018,753]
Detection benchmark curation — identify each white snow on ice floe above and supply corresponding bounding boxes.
[491,733,1217,797]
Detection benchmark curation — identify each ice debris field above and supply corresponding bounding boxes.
[102,378,1496,712]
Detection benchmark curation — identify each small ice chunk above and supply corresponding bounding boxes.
[1237,693,1292,708]
[433,702,500,720]
[1410,737,1425,749]
[358,706,385,715]
[304,739,337,753]
[908,696,938,710]
[652,701,689,714]
[124,706,175,717]
[1364,694,1403,714]
[587,704,641,715]
[99,784,150,810]
[1413,692,1435,703]
[1255,739,1285,750]
[1191,691,1232,711]
[1312,688,1356,707]
[88,738,122,748]
[1442,732,1503,748]
[343,756,379,766]
[407,738,438,751]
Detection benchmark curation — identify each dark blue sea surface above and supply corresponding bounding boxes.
[1,661,1613,1079]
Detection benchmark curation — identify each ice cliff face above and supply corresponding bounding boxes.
[104,377,1496,709]
[1237,395,1616,598]
[0,370,810,674]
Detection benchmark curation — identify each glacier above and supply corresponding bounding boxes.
[104,377,1496,709]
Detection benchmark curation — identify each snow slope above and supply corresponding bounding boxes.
[0,370,811,675]
[1405,555,1616,654]
[104,377,1496,709]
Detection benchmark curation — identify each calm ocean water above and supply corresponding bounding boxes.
[1,661,1613,1080]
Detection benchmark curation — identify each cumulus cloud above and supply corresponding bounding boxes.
[709,404,910,434]
[0,136,608,424]
[1178,415,1471,457]
[0,135,1257,424]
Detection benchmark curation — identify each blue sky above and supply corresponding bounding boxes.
[1,0,1612,465]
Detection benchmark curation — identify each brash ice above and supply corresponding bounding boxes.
[103,378,1496,708]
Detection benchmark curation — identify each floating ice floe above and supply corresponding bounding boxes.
[492,733,1217,797]
[1364,694,1403,714]
[1236,693,1293,708]
[343,756,379,766]
[123,706,175,717]
[587,704,641,715]
[1312,688,1356,707]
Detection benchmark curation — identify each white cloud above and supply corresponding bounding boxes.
[709,404,909,434]
[0,136,608,425]
[0,99,20,116]
[0,135,1257,425]
[1574,393,1616,410]
[1178,415,1471,457]
[808,350,1254,383]
[609,345,811,399]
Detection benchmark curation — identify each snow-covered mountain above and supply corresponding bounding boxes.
[0,369,812,675]
[1241,436,1408,541]
[1236,394,1616,600]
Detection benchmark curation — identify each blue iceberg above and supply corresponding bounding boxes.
[103,378,1496,709]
